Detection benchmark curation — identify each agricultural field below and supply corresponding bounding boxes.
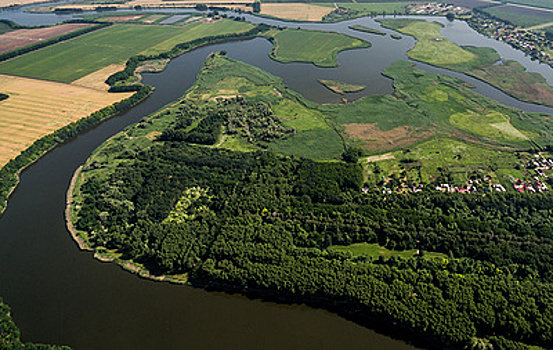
[380,18,553,107]
[0,23,95,54]
[334,2,410,14]
[268,28,370,67]
[0,20,254,83]
[0,74,132,167]
[260,3,333,21]
[0,0,48,8]
[482,4,553,28]
[50,0,254,12]
[502,0,553,10]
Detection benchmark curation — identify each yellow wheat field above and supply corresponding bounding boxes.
[260,3,334,22]
[0,74,132,167]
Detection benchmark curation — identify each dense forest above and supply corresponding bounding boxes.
[0,299,71,350]
[74,91,553,350]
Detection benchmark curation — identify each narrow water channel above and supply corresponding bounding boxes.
[1,7,553,349]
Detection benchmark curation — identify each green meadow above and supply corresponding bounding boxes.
[379,19,553,107]
[0,20,253,83]
[268,28,370,67]
[482,5,553,28]
[379,19,476,65]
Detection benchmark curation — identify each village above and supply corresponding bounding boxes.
[407,3,553,67]
[363,153,552,196]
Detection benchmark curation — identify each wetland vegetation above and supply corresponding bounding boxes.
[379,18,553,107]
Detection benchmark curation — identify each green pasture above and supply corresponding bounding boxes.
[504,0,553,9]
[0,20,253,83]
[482,5,553,28]
[268,28,370,67]
[379,19,476,65]
[379,19,553,107]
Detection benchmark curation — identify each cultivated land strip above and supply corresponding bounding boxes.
[0,23,95,54]
[0,74,132,167]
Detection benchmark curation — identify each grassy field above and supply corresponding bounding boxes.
[482,4,553,28]
[0,74,132,167]
[379,19,553,107]
[379,19,476,65]
[494,0,553,10]
[0,20,254,83]
[269,28,370,67]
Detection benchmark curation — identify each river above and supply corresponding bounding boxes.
[0,6,552,350]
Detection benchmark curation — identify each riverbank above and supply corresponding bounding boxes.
[0,86,151,216]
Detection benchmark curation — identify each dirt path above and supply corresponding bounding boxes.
[526,21,553,30]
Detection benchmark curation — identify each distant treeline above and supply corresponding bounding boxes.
[0,22,110,63]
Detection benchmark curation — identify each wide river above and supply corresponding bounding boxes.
[1,6,553,350]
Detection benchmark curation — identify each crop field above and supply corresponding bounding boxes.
[71,64,126,91]
[441,0,501,9]
[0,20,254,83]
[501,0,553,10]
[335,2,410,14]
[482,4,553,28]
[269,28,370,67]
[261,3,334,21]
[0,0,48,8]
[0,23,95,54]
[103,14,146,22]
[0,74,132,167]
[379,19,476,65]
